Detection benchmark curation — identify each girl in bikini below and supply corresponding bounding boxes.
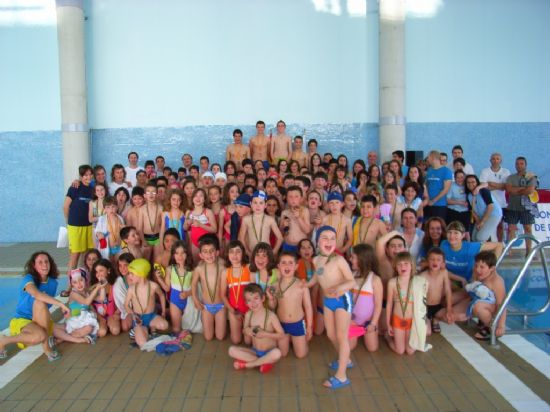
[167,240,193,334]
[348,244,383,352]
[159,189,185,242]
[184,188,217,263]
[385,252,416,355]
[90,259,121,337]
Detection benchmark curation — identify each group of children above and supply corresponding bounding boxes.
[52,138,510,390]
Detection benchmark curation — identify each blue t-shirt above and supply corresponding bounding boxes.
[468,189,502,219]
[440,240,481,282]
[447,183,468,212]
[14,274,58,319]
[67,184,93,226]
[426,167,452,206]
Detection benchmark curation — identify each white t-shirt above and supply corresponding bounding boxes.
[479,166,511,208]
[125,166,140,187]
[463,162,475,176]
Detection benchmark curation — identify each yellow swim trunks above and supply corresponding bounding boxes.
[67,225,94,253]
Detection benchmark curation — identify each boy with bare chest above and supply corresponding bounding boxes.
[226,129,250,171]
[239,190,283,256]
[228,284,284,373]
[249,121,270,163]
[138,182,163,255]
[192,235,227,341]
[309,226,356,389]
[123,258,168,348]
[270,120,292,163]
[271,252,313,358]
[352,195,387,248]
[280,186,311,253]
[321,192,352,255]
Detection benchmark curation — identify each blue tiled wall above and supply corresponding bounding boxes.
[2,122,549,242]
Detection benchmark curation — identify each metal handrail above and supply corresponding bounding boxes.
[495,233,540,269]
[491,240,550,345]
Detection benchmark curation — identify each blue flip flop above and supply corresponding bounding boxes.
[324,375,351,389]
[329,360,354,370]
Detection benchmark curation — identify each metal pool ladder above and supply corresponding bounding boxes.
[491,234,550,346]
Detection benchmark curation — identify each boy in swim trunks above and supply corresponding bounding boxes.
[280,186,311,253]
[419,248,455,334]
[309,226,356,389]
[272,252,313,358]
[138,182,163,258]
[270,120,292,163]
[228,283,284,373]
[321,192,353,256]
[239,190,283,256]
[192,234,227,341]
[124,258,168,348]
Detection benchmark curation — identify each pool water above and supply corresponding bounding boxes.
[498,267,550,354]
[0,275,68,331]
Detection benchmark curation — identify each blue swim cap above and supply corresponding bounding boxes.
[316,225,337,244]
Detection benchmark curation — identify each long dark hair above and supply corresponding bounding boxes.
[90,259,118,285]
[24,251,59,287]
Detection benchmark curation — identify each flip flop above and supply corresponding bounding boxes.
[431,319,441,334]
[329,360,354,370]
[259,363,274,374]
[84,335,96,345]
[0,349,7,359]
[233,360,247,370]
[323,375,351,390]
[474,327,491,341]
[46,350,61,362]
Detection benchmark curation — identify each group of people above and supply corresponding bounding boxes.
[3,120,537,390]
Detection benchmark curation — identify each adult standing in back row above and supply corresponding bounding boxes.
[425,150,453,221]
[505,156,538,257]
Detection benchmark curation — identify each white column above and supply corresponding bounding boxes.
[378,0,406,162]
[56,0,89,188]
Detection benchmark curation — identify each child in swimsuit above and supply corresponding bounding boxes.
[53,269,101,344]
[152,228,181,297]
[385,251,417,355]
[208,185,222,225]
[297,239,324,335]
[220,240,251,344]
[113,253,135,333]
[218,183,240,253]
[249,242,278,294]
[348,244,383,352]
[124,258,169,348]
[167,240,193,334]
[95,196,125,262]
[90,259,121,338]
[228,284,284,374]
[184,187,217,263]
[159,189,186,241]
[272,252,313,359]
[192,234,227,341]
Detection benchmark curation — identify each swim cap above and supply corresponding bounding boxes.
[202,171,215,179]
[128,258,151,278]
[327,191,343,202]
[316,225,337,244]
[235,193,251,207]
[214,172,227,181]
[69,268,86,282]
[252,190,267,201]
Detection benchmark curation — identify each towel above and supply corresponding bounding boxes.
[409,275,432,352]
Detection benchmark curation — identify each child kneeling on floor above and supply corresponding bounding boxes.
[466,251,506,340]
[228,283,284,373]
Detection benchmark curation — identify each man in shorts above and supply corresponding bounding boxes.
[505,156,538,256]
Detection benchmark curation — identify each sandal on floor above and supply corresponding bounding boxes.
[233,360,247,370]
[431,319,441,334]
[47,336,58,352]
[329,360,354,370]
[84,335,96,345]
[323,376,351,390]
[259,363,274,374]
[46,350,61,362]
[0,349,7,359]
[474,327,491,341]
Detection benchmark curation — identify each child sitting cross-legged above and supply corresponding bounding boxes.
[228,283,285,374]
[53,269,101,345]
[124,258,169,348]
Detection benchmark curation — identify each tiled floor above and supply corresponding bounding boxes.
[0,332,516,412]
